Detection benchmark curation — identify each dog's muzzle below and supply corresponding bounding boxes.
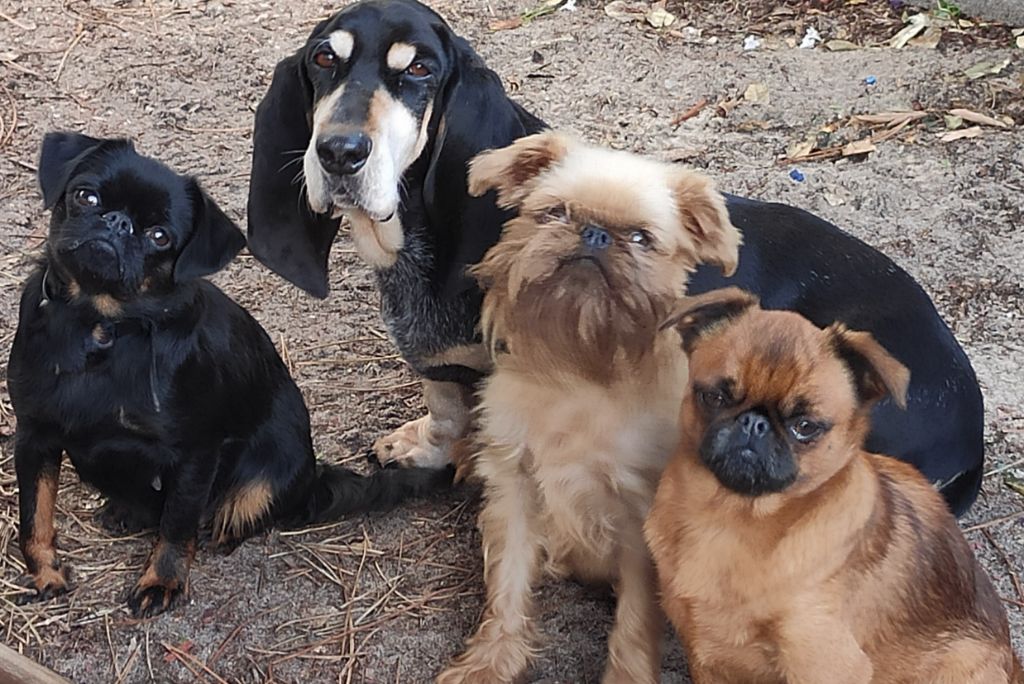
[700,410,798,496]
[316,132,372,176]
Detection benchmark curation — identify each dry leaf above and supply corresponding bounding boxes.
[743,82,770,104]
[908,26,942,49]
[939,126,983,142]
[823,191,846,207]
[1017,35,1024,50]
[645,2,676,28]
[889,13,929,49]
[786,135,816,160]
[948,108,1009,129]
[489,16,524,31]
[943,115,963,130]
[825,39,859,51]
[842,139,876,156]
[604,0,644,22]
[963,58,1011,80]
[715,98,741,117]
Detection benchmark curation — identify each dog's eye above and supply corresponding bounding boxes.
[313,48,337,69]
[542,204,569,223]
[698,390,729,409]
[629,230,653,249]
[789,418,826,443]
[73,189,100,207]
[146,227,172,250]
[404,62,430,78]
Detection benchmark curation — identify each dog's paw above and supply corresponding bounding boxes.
[95,499,158,535]
[127,576,187,618]
[17,565,71,604]
[373,415,454,469]
[127,540,193,618]
[437,663,514,684]
[437,639,534,684]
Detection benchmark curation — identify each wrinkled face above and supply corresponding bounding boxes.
[301,1,449,221]
[684,311,865,497]
[469,133,740,379]
[48,147,194,298]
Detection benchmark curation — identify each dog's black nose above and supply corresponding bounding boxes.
[580,224,612,250]
[738,410,771,439]
[102,211,134,237]
[317,133,372,175]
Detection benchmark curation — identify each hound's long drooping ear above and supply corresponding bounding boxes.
[827,325,910,410]
[38,132,123,209]
[175,179,247,282]
[246,49,339,299]
[660,287,759,353]
[673,170,742,277]
[466,131,569,209]
[422,32,548,299]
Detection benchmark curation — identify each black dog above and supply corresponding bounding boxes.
[248,0,545,471]
[8,132,450,618]
[246,0,982,514]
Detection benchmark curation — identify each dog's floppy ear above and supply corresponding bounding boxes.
[673,170,742,277]
[466,131,569,209]
[38,131,122,209]
[175,179,247,282]
[660,287,759,353]
[422,32,547,298]
[246,47,339,299]
[827,325,910,410]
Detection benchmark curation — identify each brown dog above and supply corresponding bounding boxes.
[436,131,740,683]
[645,288,1022,684]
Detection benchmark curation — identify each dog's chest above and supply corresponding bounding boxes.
[480,369,683,568]
[12,309,168,438]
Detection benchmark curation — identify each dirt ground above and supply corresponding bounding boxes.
[0,0,1021,682]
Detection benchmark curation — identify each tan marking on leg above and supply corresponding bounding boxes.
[347,210,404,268]
[373,380,474,469]
[386,42,416,72]
[134,538,195,614]
[328,29,354,61]
[24,469,68,593]
[212,480,274,544]
[421,343,493,374]
[67,279,81,297]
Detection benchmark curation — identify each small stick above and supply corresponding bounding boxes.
[671,97,708,127]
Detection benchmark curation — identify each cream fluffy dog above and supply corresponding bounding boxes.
[436,131,741,684]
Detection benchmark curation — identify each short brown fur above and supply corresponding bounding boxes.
[645,290,1021,684]
[439,132,740,683]
[23,469,69,595]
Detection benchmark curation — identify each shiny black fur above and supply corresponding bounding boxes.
[9,133,451,617]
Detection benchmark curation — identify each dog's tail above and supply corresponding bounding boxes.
[285,464,454,527]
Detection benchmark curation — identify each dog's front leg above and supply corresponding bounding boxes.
[128,453,216,618]
[603,527,664,684]
[15,429,69,601]
[437,445,542,684]
[374,379,475,471]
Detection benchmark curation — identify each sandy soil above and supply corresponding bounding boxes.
[0,1,1021,682]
